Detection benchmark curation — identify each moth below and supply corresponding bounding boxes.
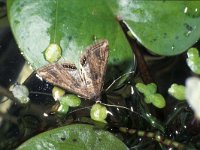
[37,40,109,101]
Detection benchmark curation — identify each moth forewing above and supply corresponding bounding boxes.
[85,40,109,96]
[36,40,109,101]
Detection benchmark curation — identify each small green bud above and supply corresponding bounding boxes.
[60,94,81,107]
[90,103,107,123]
[151,94,166,109]
[136,83,156,96]
[44,43,62,62]
[136,83,147,94]
[187,48,200,74]
[146,83,157,94]
[168,84,185,101]
[144,97,152,104]
[187,48,199,58]
[52,86,65,101]
[136,82,166,108]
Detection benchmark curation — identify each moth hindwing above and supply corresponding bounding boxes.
[37,40,109,100]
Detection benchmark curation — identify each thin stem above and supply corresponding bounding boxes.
[120,127,185,150]
[29,91,52,97]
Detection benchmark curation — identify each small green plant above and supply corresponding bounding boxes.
[186,48,200,74]
[90,103,108,123]
[136,83,166,108]
[57,94,81,114]
[52,86,65,101]
[168,84,185,101]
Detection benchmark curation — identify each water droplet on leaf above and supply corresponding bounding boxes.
[184,3,200,18]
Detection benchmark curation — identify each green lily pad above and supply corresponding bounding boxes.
[7,0,134,84]
[118,1,200,55]
[17,124,128,150]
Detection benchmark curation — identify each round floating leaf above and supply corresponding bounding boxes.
[118,1,200,55]
[17,124,128,150]
[7,0,134,84]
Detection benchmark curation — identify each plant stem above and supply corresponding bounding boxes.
[118,20,154,84]
[120,127,185,150]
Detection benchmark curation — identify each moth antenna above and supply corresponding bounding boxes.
[99,102,145,120]
[29,91,52,96]
[68,106,92,114]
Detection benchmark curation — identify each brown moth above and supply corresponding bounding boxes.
[37,40,109,101]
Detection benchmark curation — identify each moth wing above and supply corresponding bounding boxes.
[80,40,109,98]
[37,63,92,99]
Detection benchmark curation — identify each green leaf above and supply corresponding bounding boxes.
[146,83,157,95]
[7,0,134,83]
[57,101,69,114]
[136,83,156,96]
[17,124,128,150]
[150,94,166,109]
[144,97,152,104]
[136,83,149,95]
[118,1,200,55]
